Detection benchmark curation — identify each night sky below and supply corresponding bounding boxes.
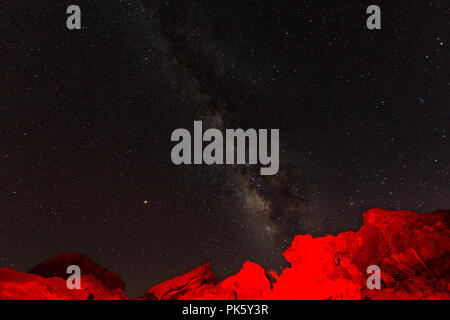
[0,1,448,297]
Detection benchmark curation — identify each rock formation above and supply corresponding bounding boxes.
[0,267,126,300]
[30,253,125,292]
[1,209,449,300]
[140,209,449,300]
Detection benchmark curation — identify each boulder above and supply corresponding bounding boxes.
[30,253,126,292]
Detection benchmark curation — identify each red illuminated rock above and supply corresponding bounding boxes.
[141,263,233,300]
[0,267,126,300]
[1,209,448,300]
[218,261,273,300]
[30,253,126,292]
[140,209,449,300]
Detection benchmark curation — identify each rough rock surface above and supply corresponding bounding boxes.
[0,267,126,300]
[1,209,448,300]
[141,263,232,300]
[140,209,450,300]
[30,253,125,292]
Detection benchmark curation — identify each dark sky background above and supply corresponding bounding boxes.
[0,1,448,297]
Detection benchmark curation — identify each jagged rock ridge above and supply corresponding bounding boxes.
[1,209,449,300]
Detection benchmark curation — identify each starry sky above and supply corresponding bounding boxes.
[0,1,448,297]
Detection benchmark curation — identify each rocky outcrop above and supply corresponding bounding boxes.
[0,267,126,300]
[1,209,448,300]
[141,263,232,300]
[140,209,450,300]
[30,253,125,292]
